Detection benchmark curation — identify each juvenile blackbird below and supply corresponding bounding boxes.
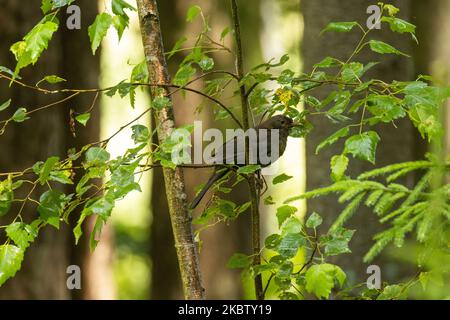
[190,115,294,209]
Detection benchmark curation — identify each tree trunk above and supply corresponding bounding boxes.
[151,0,261,299]
[0,1,70,299]
[411,0,450,156]
[302,0,424,286]
[61,0,115,300]
[136,0,205,300]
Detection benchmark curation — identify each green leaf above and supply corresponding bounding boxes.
[86,196,115,219]
[0,245,24,287]
[321,227,355,256]
[306,212,323,229]
[321,22,358,34]
[38,190,70,229]
[366,95,405,124]
[85,147,110,166]
[173,64,196,86]
[315,127,350,154]
[265,234,281,249]
[12,108,30,122]
[0,99,11,112]
[277,69,295,84]
[404,84,447,141]
[186,5,201,22]
[276,205,297,228]
[227,253,251,269]
[41,0,53,14]
[330,154,348,182]
[38,156,60,185]
[220,26,231,41]
[112,14,128,40]
[341,62,363,82]
[314,57,342,69]
[111,0,136,16]
[264,195,275,205]
[12,20,59,76]
[0,66,18,78]
[272,173,293,185]
[281,216,302,235]
[90,215,105,251]
[88,13,112,54]
[152,96,172,110]
[344,131,380,164]
[278,233,305,258]
[383,4,400,16]
[377,284,405,300]
[305,263,346,299]
[22,21,58,62]
[0,179,13,217]
[369,40,409,57]
[130,60,148,83]
[75,113,91,126]
[42,0,74,12]
[328,91,351,116]
[131,124,150,143]
[41,75,66,84]
[6,222,37,249]
[382,17,416,42]
[198,56,214,71]
[167,36,187,59]
[237,164,261,175]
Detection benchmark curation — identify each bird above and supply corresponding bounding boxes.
[190,115,294,209]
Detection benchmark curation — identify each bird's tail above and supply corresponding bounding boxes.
[190,169,228,209]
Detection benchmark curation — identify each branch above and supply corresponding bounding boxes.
[231,0,264,301]
[136,0,204,300]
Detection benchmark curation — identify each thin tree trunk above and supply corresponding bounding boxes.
[411,0,450,156]
[136,0,204,299]
[231,0,263,300]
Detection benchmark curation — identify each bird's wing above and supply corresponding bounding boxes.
[204,129,279,165]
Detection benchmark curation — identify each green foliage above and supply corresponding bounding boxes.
[0,99,11,112]
[1,1,448,300]
[0,245,24,287]
[368,40,409,56]
[10,16,59,77]
[305,264,346,299]
[321,22,358,34]
[272,173,293,185]
[12,108,30,122]
[6,222,38,249]
[305,212,322,229]
[344,131,380,164]
[75,113,91,126]
[88,13,112,54]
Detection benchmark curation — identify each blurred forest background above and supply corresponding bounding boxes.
[0,0,448,299]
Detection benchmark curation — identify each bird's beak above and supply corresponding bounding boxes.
[289,122,301,128]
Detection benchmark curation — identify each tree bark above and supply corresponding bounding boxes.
[411,0,450,156]
[136,0,204,299]
[61,0,115,300]
[0,0,108,299]
[302,0,423,286]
